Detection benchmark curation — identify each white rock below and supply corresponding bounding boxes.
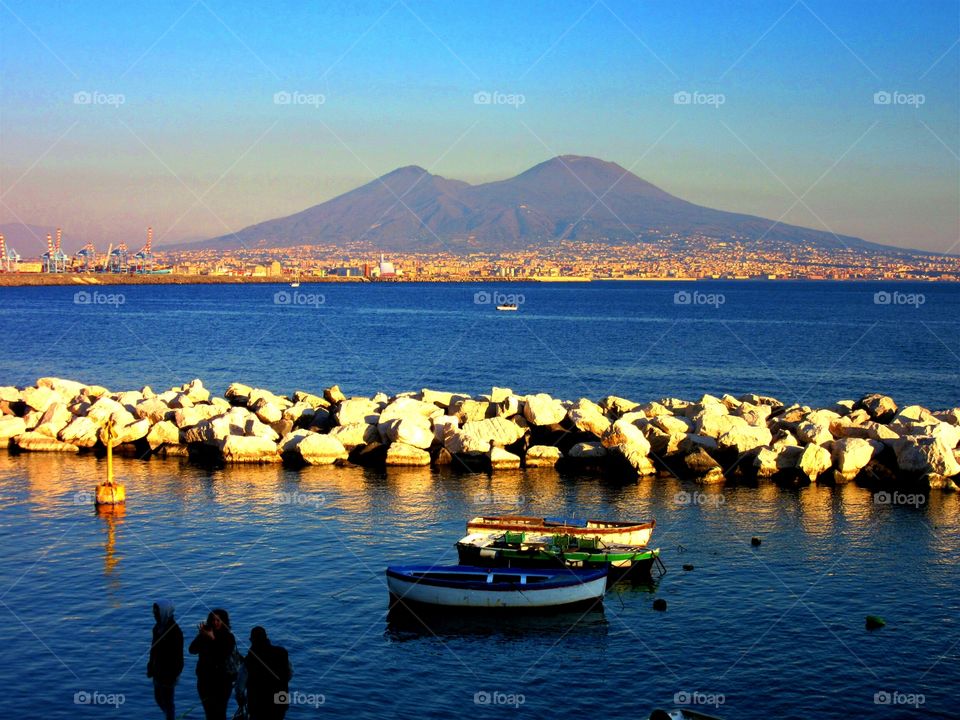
[459,417,526,448]
[220,435,280,463]
[831,438,881,476]
[147,420,181,450]
[380,417,434,449]
[135,398,172,424]
[799,443,832,482]
[601,419,651,453]
[0,416,27,440]
[489,446,521,469]
[33,403,73,438]
[385,441,431,466]
[717,424,773,454]
[525,445,562,468]
[14,431,79,453]
[522,394,567,426]
[328,422,379,450]
[894,436,960,477]
[280,431,348,465]
[336,398,382,425]
[21,386,59,413]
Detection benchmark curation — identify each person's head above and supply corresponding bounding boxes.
[153,600,174,626]
[207,609,230,633]
[249,626,269,648]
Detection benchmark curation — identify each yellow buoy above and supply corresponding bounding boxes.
[94,418,126,506]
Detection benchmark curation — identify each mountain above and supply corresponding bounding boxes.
[183,155,888,253]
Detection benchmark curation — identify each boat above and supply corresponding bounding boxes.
[385,565,607,611]
[496,303,518,311]
[466,515,656,547]
[290,267,301,287]
[456,531,663,578]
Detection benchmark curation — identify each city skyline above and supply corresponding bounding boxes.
[0,0,958,255]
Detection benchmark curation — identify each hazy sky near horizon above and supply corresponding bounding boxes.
[0,0,957,254]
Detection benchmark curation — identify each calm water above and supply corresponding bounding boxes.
[0,281,958,718]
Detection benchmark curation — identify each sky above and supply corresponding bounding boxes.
[0,0,958,254]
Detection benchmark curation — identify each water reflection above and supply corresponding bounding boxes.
[95,503,125,600]
[384,602,608,641]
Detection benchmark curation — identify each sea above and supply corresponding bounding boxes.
[0,280,957,719]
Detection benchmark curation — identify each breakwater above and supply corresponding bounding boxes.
[1,377,958,490]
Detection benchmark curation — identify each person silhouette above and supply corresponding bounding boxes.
[147,600,183,720]
[188,609,237,720]
[244,626,292,720]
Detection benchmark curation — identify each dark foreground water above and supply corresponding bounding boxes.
[0,281,958,718]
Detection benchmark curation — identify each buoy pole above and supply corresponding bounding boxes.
[95,419,125,506]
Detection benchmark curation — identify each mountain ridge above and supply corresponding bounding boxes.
[174,156,899,254]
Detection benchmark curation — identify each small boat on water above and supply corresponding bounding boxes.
[386,565,608,611]
[496,303,518,311]
[456,531,663,578]
[466,515,656,547]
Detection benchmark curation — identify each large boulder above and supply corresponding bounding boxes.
[280,430,348,465]
[379,417,434,449]
[328,422,379,450]
[717,424,773,454]
[652,414,692,435]
[798,443,832,482]
[489,446,521,470]
[601,419,651,453]
[525,445,562,468]
[182,416,232,446]
[13,431,79,453]
[104,419,151,445]
[251,398,283,425]
[894,436,960,477]
[753,445,803,479]
[33,403,73,438]
[686,447,724,479]
[135,398,172,424]
[336,398,382,425]
[225,382,253,405]
[146,420,181,450]
[568,442,606,459]
[454,399,494,422]
[179,379,210,404]
[220,435,280,463]
[608,443,656,476]
[522,394,566,426]
[459,417,526,448]
[86,397,135,427]
[380,397,443,424]
[0,416,27,441]
[21,386,59,413]
[36,377,86,399]
[599,395,639,416]
[857,393,898,423]
[796,420,833,446]
[831,438,881,476]
[696,412,748,439]
[385,441,431,466]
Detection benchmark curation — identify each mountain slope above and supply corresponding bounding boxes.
[184,155,885,252]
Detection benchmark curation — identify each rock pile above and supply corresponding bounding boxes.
[1,380,958,491]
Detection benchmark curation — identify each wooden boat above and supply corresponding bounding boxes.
[466,515,655,547]
[385,565,607,610]
[456,531,662,578]
[496,303,518,311]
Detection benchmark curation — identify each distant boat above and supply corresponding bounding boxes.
[496,303,518,311]
[456,532,663,578]
[385,565,607,610]
[466,515,656,547]
[290,268,301,287]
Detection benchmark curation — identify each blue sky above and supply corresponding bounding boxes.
[0,0,957,252]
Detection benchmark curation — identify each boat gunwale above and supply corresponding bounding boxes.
[385,565,607,592]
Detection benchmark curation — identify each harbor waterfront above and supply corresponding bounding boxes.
[0,281,958,718]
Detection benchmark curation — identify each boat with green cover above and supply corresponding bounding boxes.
[456,531,664,578]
